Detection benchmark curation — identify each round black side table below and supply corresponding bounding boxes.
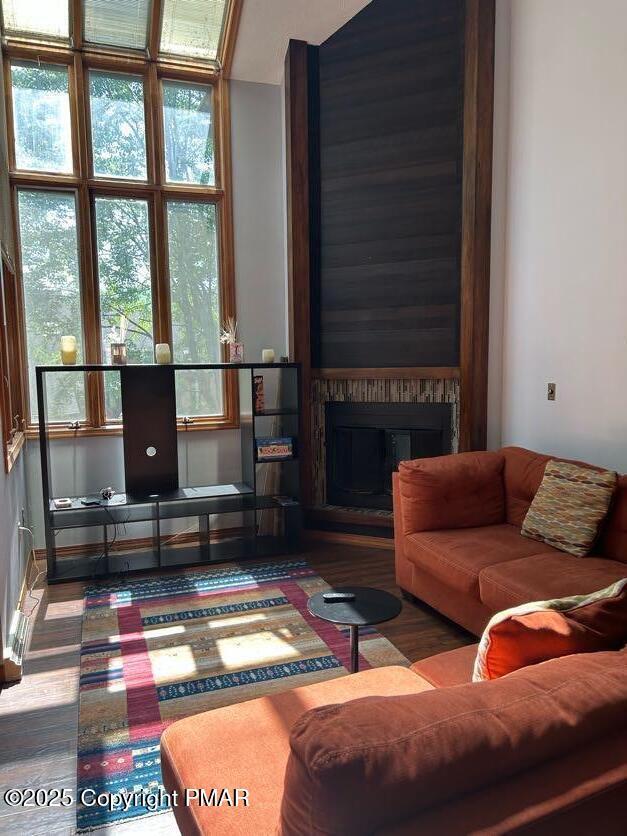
[307,586,402,673]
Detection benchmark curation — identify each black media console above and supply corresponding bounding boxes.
[36,363,301,582]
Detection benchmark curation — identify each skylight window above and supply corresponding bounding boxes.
[1,0,69,40]
[160,0,227,61]
[1,0,234,66]
[83,0,151,51]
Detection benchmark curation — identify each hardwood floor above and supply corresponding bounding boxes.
[308,542,473,660]
[0,542,472,834]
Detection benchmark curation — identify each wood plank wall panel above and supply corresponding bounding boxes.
[459,0,495,451]
[315,0,465,369]
[285,40,314,505]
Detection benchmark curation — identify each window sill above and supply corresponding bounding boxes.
[5,431,26,473]
[25,417,239,440]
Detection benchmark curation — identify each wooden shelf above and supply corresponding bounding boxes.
[37,362,299,372]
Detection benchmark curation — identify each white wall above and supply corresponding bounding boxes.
[492,0,627,470]
[230,80,288,363]
[26,79,288,549]
[0,454,29,653]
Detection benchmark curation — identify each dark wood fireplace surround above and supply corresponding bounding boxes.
[285,0,495,538]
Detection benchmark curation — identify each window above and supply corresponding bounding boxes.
[1,0,69,41]
[16,190,86,422]
[11,62,72,173]
[160,0,227,61]
[94,196,153,419]
[89,71,147,180]
[0,253,26,471]
[163,81,214,185]
[1,0,236,67]
[83,0,151,51]
[1,1,240,433]
[167,201,222,416]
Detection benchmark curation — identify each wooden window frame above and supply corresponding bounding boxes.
[1,0,241,438]
[0,249,26,470]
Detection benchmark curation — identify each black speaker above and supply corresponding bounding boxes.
[120,366,179,497]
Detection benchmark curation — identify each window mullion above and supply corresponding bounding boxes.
[153,191,172,347]
[149,65,165,186]
[215,78,235,333]
[0,262,12,458]
[77,184,104,427]
[219,0,243,78]
[9,189,30,425]
[74,54,104,425]
[2,54,17,172]
[71,0,84,51]
[148,63,171,346]
[144,65,158,185]
[149,0,164,60]
[215,78,238,425]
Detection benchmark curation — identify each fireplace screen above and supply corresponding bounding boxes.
[325,402,452,510]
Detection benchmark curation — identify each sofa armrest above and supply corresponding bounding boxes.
[397,451,506,535]
[279,649,627,836]
[392,472,406,558]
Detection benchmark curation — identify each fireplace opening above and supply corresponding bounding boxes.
[325,402,452,511]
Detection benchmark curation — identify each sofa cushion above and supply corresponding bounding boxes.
[411,643,478,688]
[398,451,505,535]
[479,552,627,613]
[473,578,627,681]
[521,460,617,556]
[381,731,627,836]
[601,474,627,564]
[502,446,621,532]
[404,524,558,598]
[502,447,552,527]
[280,649,627,836]
[160,665,429,836]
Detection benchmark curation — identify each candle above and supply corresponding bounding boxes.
[60,335,77,365]
[110,343,127,365]
[155,343,171,364]
[262,348,275,364]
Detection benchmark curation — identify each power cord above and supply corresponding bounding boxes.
[92,506,124,579]
[18,525,45,619]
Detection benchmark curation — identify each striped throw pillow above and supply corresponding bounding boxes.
[522,460,617,556]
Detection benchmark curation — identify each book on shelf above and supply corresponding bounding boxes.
[253,375,265,412]
[256,436,294,462]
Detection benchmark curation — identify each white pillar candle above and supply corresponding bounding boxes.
[155,343,171,364]
[262,348,275,363]
[60,335,77,365]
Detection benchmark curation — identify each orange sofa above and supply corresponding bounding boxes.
[161,643,627,835]
[160,445,627,834]
[394,446,627,635]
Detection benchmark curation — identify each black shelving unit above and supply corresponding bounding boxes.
[36,362,301,583]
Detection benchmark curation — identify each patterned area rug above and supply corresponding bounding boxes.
[77,559,408,831]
